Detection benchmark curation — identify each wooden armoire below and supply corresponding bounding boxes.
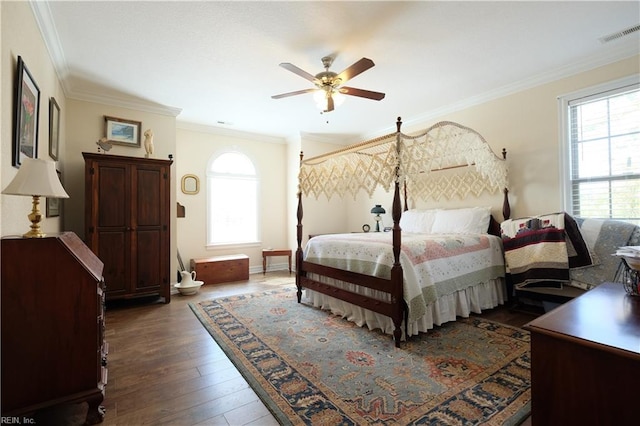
[83,152,172,303]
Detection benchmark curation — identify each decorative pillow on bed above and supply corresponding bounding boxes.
[400,209,439,233]
[431,207,491,234]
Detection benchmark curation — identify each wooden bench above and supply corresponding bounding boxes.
[190,254,249,285]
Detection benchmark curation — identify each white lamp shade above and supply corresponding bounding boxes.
[2,158,69,198]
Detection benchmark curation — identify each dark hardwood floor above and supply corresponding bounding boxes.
[34,271,540,425]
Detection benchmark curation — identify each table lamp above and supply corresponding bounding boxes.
[2,158,69,238]
[371,204,386,232]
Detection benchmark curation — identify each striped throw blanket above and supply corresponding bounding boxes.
[501,213,592,289]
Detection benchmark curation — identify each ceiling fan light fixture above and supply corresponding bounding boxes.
[314,88,345,112]
[313,87,345,112]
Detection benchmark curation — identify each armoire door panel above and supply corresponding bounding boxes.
[136,168,162,226]
[135,229,161,291]
[97,165,128,228]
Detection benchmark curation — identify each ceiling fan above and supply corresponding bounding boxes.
[271,56,385,112]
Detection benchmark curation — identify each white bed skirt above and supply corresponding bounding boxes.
[303,277,507,339]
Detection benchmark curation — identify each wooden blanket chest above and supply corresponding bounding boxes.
[190,254,249,284]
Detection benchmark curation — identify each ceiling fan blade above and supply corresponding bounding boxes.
[340,86,385,101]
[279,63,317,83]
[335,58,375,84]
[271,88,317,99]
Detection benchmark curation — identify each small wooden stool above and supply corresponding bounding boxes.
[262,249,292,274]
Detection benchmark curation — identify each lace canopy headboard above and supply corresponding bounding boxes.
[299,119,509,207]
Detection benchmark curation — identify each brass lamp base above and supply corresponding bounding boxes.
[23,195,46,238]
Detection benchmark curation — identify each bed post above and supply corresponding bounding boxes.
[391,117,404,347]
[403,183,409,211]
[295,151,304,303]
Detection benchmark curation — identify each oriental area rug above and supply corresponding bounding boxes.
[189,287,531,425]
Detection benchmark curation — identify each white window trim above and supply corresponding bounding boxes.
[557,74,640,214]
[205,147,262,249]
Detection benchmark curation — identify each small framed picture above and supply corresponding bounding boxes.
[13,56,40,167]
[49,97,60,160]
[104,115,141,147]
[46,170,63,218]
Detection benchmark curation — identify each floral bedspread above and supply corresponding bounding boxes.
[303,232,505,321]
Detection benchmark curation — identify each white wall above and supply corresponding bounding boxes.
[175,125,289,273]
[298,136,350,242]
[398,56,640,219]
[64,99,178,237]
[1,1,66,237]
[340,56,640,223]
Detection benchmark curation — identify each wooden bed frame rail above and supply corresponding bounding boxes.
[295,117,509,348]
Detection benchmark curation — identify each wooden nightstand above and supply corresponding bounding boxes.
[262,249,292,274]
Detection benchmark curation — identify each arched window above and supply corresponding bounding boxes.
[207,151,259,245]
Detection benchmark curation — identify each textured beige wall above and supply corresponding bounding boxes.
[175,126,289,273]
[349,56,640,222]
[1,1,67,237]
[64,99,177,237]
[63,98,178,281]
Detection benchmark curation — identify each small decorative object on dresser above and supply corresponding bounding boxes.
[143,128,154,157]
[96,137,112,153]
[371,204,385,232]
[1,233,107,424]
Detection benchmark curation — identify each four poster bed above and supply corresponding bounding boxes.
[295,118,511,347]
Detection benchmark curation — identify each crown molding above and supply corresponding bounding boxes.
[30,0,71,93]
[176,121,287,145]
[68,91,182,117]
[31,0,181,118]
[404,42,640,131]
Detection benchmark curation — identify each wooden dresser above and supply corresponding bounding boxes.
[83,152,172,303]
[1,233,107,424]
[525,282,640,425]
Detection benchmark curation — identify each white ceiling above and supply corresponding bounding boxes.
[33,1,640,141]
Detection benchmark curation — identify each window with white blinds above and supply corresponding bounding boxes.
[561,78,640,225]
[206,151,259,246]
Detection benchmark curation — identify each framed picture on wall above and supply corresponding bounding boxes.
[46,170,63,218]
[13,56,40,167]
[104,115,141,147]
[49,97,60,160]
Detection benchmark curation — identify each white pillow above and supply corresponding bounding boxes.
[431,207,491,234]
[399,209,439,233]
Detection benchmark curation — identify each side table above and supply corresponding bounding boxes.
[262,249,292,274]
[524,282,640,425]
